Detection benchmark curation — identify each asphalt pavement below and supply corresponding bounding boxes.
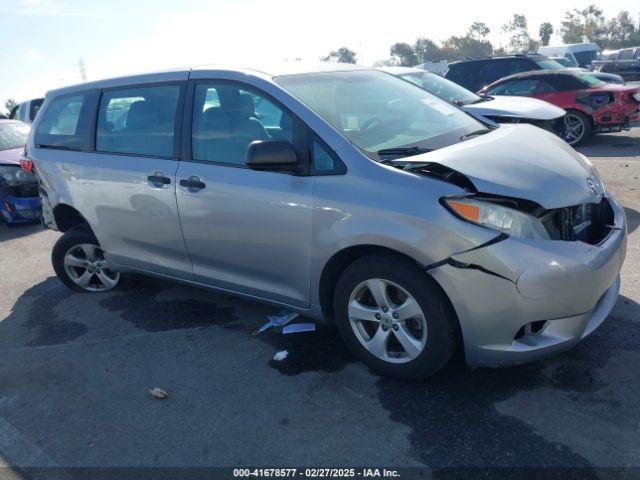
[0,130,639,480]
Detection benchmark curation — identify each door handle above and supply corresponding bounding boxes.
[147,174,171,185]
[180,176,206,190]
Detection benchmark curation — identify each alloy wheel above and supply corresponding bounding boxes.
[63,243,120,292]
[562,114,586,145]
[347,278,427,363]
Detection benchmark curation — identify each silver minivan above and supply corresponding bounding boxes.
[28,63,626,380]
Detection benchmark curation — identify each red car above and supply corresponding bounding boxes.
[479,70,640,145]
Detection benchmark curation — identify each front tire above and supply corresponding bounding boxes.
[562,110,592,146]
[333,254,457,380]
[52,226,120,293]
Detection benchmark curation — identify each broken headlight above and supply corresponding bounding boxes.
[0,165,35,186]
[443,197,550,240]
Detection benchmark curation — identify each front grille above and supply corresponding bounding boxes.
[540,197,614,245]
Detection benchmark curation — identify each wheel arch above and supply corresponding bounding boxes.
[318,245,459,332]
[52,204,94,234]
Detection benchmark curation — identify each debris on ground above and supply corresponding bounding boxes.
[282,323,316,334]
[273,350,289,361]
[149,388,169,399]
[252,309,300,335]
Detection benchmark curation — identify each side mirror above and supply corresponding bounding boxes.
[245,140,300,173]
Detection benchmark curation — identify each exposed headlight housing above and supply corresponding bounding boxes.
[633,91,640,102]
[443,197,550,240]
[0,165,35,186]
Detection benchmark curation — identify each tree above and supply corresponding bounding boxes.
[390,42,418,66]
[602,11,637,48]
[502,14,532,53]
[441,35,492,59]
[468,21,490,40]
[413,38,445,63]
[4,98,17,116]
[321,47,357,64]
[539,22,554,46]
[560,5,605,43]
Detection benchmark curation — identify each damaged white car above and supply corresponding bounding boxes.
[383,66,566,136]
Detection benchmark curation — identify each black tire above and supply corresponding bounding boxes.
[52,225,120,293]
[333,253,458,381]
[562,110,592,146]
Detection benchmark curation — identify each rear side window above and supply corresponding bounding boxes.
[29,99,43,122]
[97,84,181,157]
[35,92,98,149]
[478,60,509,86]
[619,49,634,60]
[446,62,479,90]
[488,79,540,96]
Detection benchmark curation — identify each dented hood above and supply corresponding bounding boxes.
[464,95,565,121]
[405,124,602,209]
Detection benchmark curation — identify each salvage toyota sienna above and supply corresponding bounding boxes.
[27,63,626,380]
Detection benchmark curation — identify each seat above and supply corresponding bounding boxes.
[195,107,234,163]
[226,94,268,161]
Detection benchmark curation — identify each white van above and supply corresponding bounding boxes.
[538,43,601,69]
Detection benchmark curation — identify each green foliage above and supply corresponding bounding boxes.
[390,42,418,66]
[601,11,639,49]
[4,98,17,116]
[539,22,554,46]
[560,5,605,43]
[321,47,357,64]
[502,14,532,53]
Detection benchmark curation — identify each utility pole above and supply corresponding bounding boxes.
[78,58,87,82]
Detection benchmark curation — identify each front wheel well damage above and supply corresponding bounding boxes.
[318,245,462,343]
[52,204,91,233]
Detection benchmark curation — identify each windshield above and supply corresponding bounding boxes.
[275,70,485,158]
[400,71,480,106]
[0,122,29,151]
[579,73,606,88]
[534,59,565,70]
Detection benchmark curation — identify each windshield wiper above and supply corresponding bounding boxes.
[471,95,493,104]
[459,129,492,141]
[377,146,433,158]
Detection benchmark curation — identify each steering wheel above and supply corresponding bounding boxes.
[360,117,384,132]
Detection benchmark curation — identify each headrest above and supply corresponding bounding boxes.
[228,93,256,119]
[201,107,231,135]
[126,101,155,130]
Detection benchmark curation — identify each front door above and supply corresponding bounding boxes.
[175,81,314,307]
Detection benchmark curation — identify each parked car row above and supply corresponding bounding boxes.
[27,63,626,380]
[479,70,640,145]
[383,66,566,137]
[437,52,639,145]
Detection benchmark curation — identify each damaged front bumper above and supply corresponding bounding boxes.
[428,194,627,367]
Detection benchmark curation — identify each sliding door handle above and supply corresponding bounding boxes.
[147,174,171,185]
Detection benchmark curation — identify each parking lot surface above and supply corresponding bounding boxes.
[0,131,639,479]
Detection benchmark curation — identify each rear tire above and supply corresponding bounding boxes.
[52,225,121,293]
[333,254,457,380]
[562,110,592,146]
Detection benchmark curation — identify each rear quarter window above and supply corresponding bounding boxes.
[35,92,99,150]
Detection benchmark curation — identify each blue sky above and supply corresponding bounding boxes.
[1,0,638,104]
